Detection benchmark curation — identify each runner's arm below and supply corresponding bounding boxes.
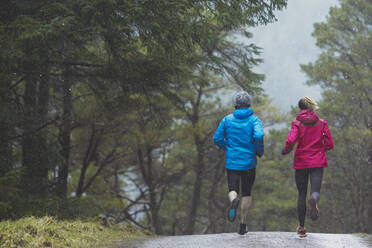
[253,117,264,157]
[283,121,299,154]
[213,117,227,151]
[323,120,334,151]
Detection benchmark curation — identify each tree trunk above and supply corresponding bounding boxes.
[146,145,163,234]
[0,82,14,177]
[0,125,12,176]
[185,89,204,235]
[185,163,204,234]
[21,61,50,198]
[185,137,205,235]
[112,164,121,197]
[76,124,98,197]
[75,162,89,198]
[56,68,72,198]
[36,69,50,192]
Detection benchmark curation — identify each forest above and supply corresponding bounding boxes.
[0,0,371,236]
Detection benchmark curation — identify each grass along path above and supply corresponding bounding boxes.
[0,216,149,248]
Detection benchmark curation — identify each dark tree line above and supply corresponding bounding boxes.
[0,0,287,234]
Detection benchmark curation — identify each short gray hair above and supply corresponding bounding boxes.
[234,91,251,108]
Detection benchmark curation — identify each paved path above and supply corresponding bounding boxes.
[121,232,371,248]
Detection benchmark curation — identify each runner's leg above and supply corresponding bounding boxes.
[226,169,240,222]
[308,167,324,220]
[227,169,240,201]
[295,169,309,227]
[309,167,323,201]
[240,168,256,224]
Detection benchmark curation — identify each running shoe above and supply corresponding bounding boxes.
[308,196,319,221]
[227,197,240,222]
[296,225,307,238]
[238,223,248,235]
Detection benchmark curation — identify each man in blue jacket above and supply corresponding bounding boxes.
[214,91,264,235]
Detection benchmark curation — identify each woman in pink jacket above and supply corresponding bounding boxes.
[282,96,334,238]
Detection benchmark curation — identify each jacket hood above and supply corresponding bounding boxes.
[233,108,254,119]
[296,110,319,124]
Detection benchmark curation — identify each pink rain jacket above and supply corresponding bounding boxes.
[284,110,334,169]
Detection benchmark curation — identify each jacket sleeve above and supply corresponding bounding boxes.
[213,117,227,151]
[253,117,264,157]
[284,121,299,154]
[322,120,334,151]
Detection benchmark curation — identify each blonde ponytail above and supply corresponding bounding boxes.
[303,96,318,111]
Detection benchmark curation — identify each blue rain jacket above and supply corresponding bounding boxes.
[213,108,264,171]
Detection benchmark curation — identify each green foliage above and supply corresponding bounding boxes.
[0,216,147,248]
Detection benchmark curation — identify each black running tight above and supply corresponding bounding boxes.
[227,168,256,197]
[295,167,324,227]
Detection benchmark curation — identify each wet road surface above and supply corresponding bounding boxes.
[120,232,371,248]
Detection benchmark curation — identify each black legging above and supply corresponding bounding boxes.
[295,167,324,227]
[227,168,256,197]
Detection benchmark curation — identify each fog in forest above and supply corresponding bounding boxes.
[0,1,370,244]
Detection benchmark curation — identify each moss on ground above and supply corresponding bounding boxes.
[0,216,149,248]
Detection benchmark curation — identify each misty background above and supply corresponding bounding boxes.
[250,0,339,110]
